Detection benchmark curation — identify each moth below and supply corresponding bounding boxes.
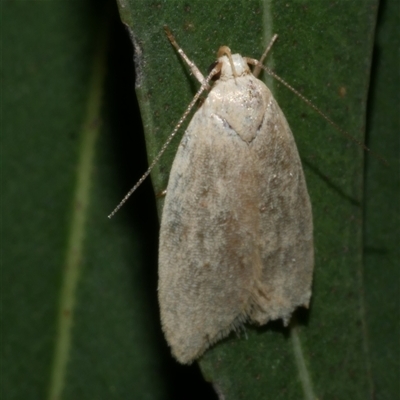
[157,28,313,364]
[108,26,382,364]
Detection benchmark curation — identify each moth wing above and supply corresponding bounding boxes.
[159,88,313,364]
[250,99,313,325]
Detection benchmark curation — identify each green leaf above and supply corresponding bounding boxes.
[4,0,213,397]
[117,0,397,399]
[3,0,398,399]
[364,1,400,398]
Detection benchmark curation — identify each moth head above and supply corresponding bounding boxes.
[208,47,251,82]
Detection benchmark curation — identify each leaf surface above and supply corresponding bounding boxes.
[3,1,397,399]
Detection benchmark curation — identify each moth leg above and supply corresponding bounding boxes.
[156,189,167,199]
[252,34,278,78]
[164,26,206,86]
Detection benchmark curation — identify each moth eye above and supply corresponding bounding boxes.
[208,61,221,81]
